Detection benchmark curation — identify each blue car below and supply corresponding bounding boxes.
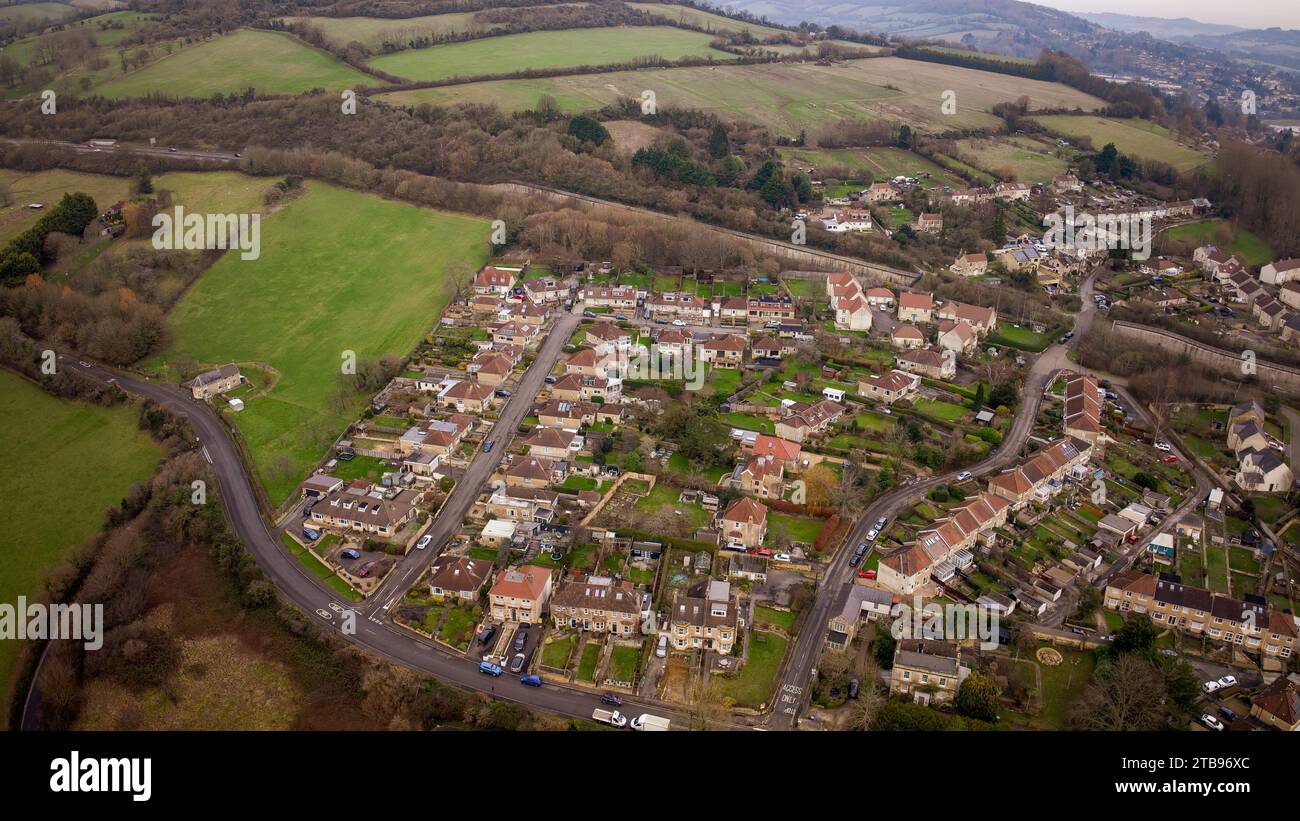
[479,661,503,677]
[340,548,361,560]
[301,528,320,541]
[520,674,542,687]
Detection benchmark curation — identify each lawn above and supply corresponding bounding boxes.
[0,370,162,712]
[576,641,602,682]
[718,631,787,708]
[380,56,1103,136]
[765,512,825,546]
[634,484,709,530]
[754,605,797,632]
[158,181,490,504]
[1031,115,1207,171]
[1205,545,1230,594]
[93,29,378,98]
[369,26,735,82]
[721,411,775,434]
[541,633,577,669]
[1163,220,1275,267]
[987,323,1057,352]
[608,644,641,683]
[914,398,967,422]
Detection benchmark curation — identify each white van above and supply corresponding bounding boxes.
[655,633,668,658]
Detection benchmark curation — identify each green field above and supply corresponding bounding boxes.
[1162,220,1275,268]
[1031,115,1207,171]
[285,11,490,48]
[0,11,164,98]
[0,369,161,710]
[369,26,735,82]
[953,136,1068,184]
[0,2,75,24]
[627,3,786,37]
[0,168,130,244]
[718,631,787,708]
[380,56,1103,136]
[93,29,378,98]
[159,182,490,504]
[779,145,963,189]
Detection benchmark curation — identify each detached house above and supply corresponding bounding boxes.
[441,379,497,413]
[525,426,583,460]
[718,497,768,550]
[428,556,491,603]
[935,300,997,335]
[776,399,843,443]
[895,346,954,380]
[186,364,242,400]
[503,455,565,488]
[699,334,747,368]
[731,454,785,499]
[950,252,988,278]
[858,369,919,405]
[891,324,926,349]
[897,291,934,323]
[489,565,553,624]
[473,265,519,295]
[309,480,425,539]
[1261,258,1300,286]
[890,639,967,704]
[937,320,977,355]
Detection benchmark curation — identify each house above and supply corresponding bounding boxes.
[877,491,1009,594]
[398,414,474,458]
[717,295,749,327]
[491,321,538,347]
[826,272,857,296]
[937,321,977,355]
[654,329,694,360]
[1228,400,1266,433]
[914,212,943,233]
[525,427,583,459]
[731,454,785,499]
[1252,297,1288,331]
[468,351,514,386]
[950,252,988,278]
[564,346,617,378]
[747,296,797,325]
[699,334,747,368]
[897,291,934,323]
[751,336,787,361]
[582,285,637,310]
[669,580,738,653]
[895,346,954,380]
[473,265,519,295]
[479,518,518,548]
[751,434,802,469]
[1097,514,1138,539]
[428,557,491,603]
[891,324,926,349]
[309,480,425,539]
[584,322,632,355]
[863,181,900,202]
[833,292,873,331]
[729,553,769,584]
[536,399,599,430]
[551,574,641,636]
[775,399,843,443]
[1280,282,1300,311]
[890,639,966,704]
[186,364,242,400]
[647,292,709,321]
[523,277,567,305]
[486,488,557,523]
[935,301,997,335]
[822,210,874,233]
[441,379,496,413]
[1063,374,1103,443]
[997,245,1041,274]
[1052,173,1082,193]
[1250,674,1300,731]
[1236,448,1294,493]
[1147,532,1176,565]
[718,497,768,550]
[551,372,619,403]
[1260,258,1300,286]
[994,181,1031,201]
[1228,418,1269,454]
[489,565,553,624]
[503,455,564,488]
[858,369,918,405]
[825,585,895,649]
[1105,570,1295,659]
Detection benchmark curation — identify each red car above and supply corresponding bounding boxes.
[1162,454,1178,463]
[858,569,877,579]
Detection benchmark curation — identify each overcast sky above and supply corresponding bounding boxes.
[1036,0,1297,29]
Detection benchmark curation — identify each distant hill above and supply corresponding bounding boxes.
[1074,12,1241,39]
[1181,28,1300,72]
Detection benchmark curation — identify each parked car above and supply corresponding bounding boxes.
[356,561,375,578]
[583,311,597,318]
[848,679,860,699]
[671,319,686,327]
[866,529,879,541]
[1153,440,1171,452]
[513,628,529,653]
[956,471,973,481]
[482,440,495,453]
[773,552,792,563]
[1162,454,1178,463]
[600,692,624,706]
[876,517,887,529]
[478,661,503,677]
[1200,713,1224,731]
[544,375,557,384]
[1218,706,1239,722]
[857,569,877,579]
[1217,675,1238,689]
[416,534,433,550]
[301,528,320,541]
[614,314,628,321]
[340,548,361,561]
[509,653,526,673]
[1202,680,1221,694]
[495,389,512,398]
[655,633,668,658]
[477,624,497,646]
[519,674,542,687]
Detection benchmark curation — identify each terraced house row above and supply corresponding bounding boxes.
[1106,570,1297,659]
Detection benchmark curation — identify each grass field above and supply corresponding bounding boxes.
[0,369,161,711]
[953,135,1068,184]
[1031,115,1207,171]
[93,29,378,98]
[1162,220,1275,268]
[628,2,786,37]
[0,168,130,244]
[380,56,1103,136]
[0,2,76,24]
[159,182,490,505]
[779,145,963,189]
[284,11,491,48]
[369,26,735,82]
[718,630,786,708]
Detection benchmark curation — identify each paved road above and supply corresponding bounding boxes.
[2,137,242,164]
[40,317,712,729]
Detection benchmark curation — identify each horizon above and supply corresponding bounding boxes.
[1033,0,1297,30]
